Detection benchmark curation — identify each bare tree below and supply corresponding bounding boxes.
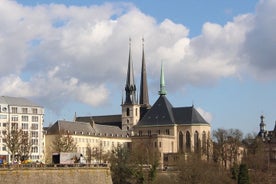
[213,128,243,168]
[3,127,22,163]
[3,126,33,163]
[18,131,32,162]
[52,131,77,152]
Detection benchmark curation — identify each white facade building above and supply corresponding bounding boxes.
[0,96,44,163]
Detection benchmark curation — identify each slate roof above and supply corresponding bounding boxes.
[46,120,128,137]
[137,95,209,126]
[76,115,122,128]
[0,96,41,107]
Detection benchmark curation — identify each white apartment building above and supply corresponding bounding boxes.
[0,96,44,163]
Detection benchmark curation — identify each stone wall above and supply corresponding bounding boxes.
[0,167,112,184]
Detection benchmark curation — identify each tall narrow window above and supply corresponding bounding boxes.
[126,108,130,116]
[202,131,207,154]
[179,131,184,153]
[186,131,191,152]
[194,131,199,152]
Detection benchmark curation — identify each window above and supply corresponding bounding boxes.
[158,130,161,135]
[138,130,142,136]
[32,108,38,114]
[22,123,28,129]
[165,129,170,135]
[148,130,151,136]
[159,142,162,147]
[186,131,191,152]
[2,123,7,127]
[22,116,28,122]
[31,139,38,145]
[31,123,38,130]
[32,116,38,122]
[31,131,38,137]
[31,146,38,153]
[0,115,7,119]
[11,116,18,121]
[194,131,199,152]
[22,108,28,114]
[2,146,6,151]
[11,123,18,129]
[126,108,130,116]
[11,107,17,113]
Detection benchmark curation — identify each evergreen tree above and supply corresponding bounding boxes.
[238,164,249,184]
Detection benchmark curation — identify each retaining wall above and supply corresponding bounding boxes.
[0,167,112,184]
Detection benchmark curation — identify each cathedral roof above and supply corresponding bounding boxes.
[137,95,209,126]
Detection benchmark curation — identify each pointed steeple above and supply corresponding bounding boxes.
[124,38,137,104]
[159,61,167,96]
[139,38,150,107]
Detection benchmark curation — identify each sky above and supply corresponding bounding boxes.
[1,0,276,135]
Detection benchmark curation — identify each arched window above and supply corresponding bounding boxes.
[126,108,130,116]
[179,131,184,153]
[186,131,191,152]
[202,131,207,154]
[194,131,199,152]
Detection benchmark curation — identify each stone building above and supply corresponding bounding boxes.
[132,62,212,167]
[0,96,44,163]
[257,115,276,163]
[44,120,131,163]
[44,39,212,166]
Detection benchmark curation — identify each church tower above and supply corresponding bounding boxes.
[122,39,140,131]
[139,38,151,118]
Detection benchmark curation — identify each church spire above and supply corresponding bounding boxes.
[124,38,137,104]
[139,38,150,107]
[159,61,167,96]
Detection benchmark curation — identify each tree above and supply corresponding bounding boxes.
[238,164,249,184]
[242,134,272,183]
[3,126,32,163]
[18,131,32,162]
[213,128,243,168]
[3,127,22,163]
[175,153,234,184]
[110,145,133,184]
[52,131,77,152]
[86,143,92,164]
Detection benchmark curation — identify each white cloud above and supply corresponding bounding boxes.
[0,0,274,115]
[196,107,213,123]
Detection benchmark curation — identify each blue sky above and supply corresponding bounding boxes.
[1,0,276,135]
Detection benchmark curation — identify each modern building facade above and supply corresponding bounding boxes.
[0,96,44,163]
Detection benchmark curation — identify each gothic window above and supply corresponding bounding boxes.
[179,131,184,153]
[194,131,199,152]
[126,108,130,116]
[202,131,207,154]
[186,131,191,152]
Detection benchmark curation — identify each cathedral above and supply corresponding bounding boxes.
[46,39,212,166]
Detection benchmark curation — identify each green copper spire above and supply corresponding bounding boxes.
[159,61,167,95]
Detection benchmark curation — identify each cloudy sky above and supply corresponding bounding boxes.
[1,0,276,134]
